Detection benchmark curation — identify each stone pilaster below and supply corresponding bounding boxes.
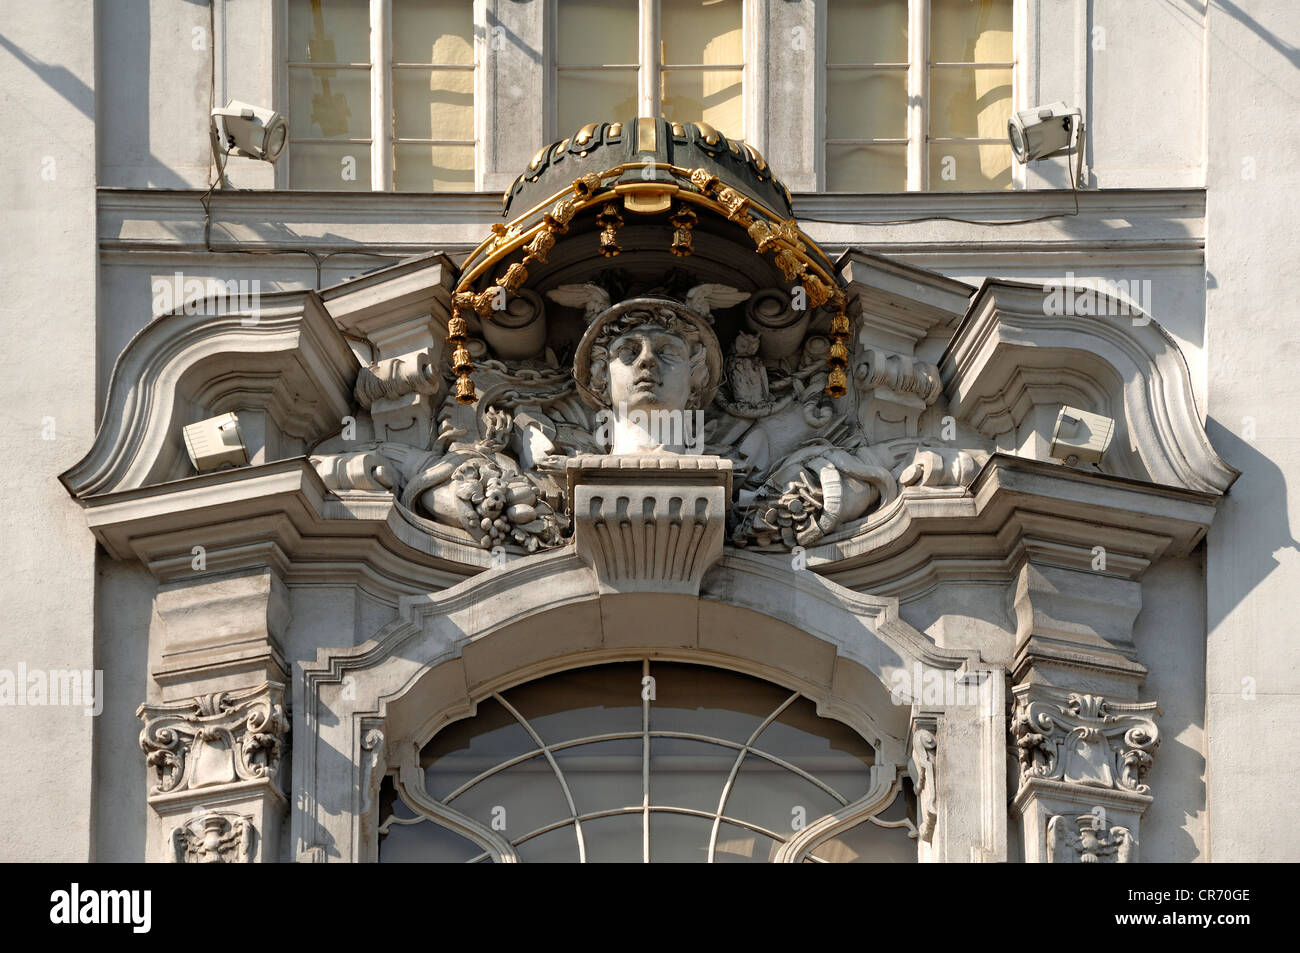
[137,681,288,862]
[1010,687,1158,863]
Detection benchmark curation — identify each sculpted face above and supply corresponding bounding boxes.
[606,326,693,413]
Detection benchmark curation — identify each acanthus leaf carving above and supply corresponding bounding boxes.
[137,681,288,797]
[1011,689,1160,795]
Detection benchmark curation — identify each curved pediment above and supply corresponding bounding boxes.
[60,290,358,499]
[942,279,1239,496]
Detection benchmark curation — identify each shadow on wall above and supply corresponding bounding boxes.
[0,0,201,189]
[1204,416,1300,627]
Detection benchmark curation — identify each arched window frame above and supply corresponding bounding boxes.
[377,658,917,863]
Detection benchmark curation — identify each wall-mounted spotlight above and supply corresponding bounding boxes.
[1008,101,1082,163]
[183,412,249,472]
[210,100,288,162]
[1049,406,1114,466]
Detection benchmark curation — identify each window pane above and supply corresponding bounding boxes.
[722,754,842,836]
[649,663,789,744]
[827,0,908,65]
[649,737,733,813]
[557,0,638,66]
[753,696,875,802]
[288,0,370,63]
[928,141,1012,190]
[554,739,643,815]
[515,823,581,862]
[447,754,571,836]
[929,65,1012,138]
[930,0,1013,62]
[714,821,779,863]
[289,66,371,139]
[378,817,483,862]
[394,68,474,140]
[580,812,644,863]
[662,68,743,137]
[289,141,371,189]
[661,0,743,66]
[421,697,537,800]
[825,143,907,191]
[392,0,473,65]
[649,811,714,863]
[504,662,642,742]
[394,143,475,190]
[826,68,908,140]
[557,68,638,134]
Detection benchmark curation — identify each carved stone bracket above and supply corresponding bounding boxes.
[567,454,732,595]
[170,811,256,863]
[907,717,938,845]
[138,681,288,797]
[1011,687,1160,795]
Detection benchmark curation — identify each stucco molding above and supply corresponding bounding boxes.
[60,291,358,498]
[942,279,1239,495]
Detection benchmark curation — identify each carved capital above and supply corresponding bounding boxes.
[1011,688,1160,795]
[170,811,256,863]
[137,681,288,797]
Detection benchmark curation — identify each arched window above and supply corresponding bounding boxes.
[378,660,917,862]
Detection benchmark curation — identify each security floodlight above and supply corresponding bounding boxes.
[1049,406,1114,466]
[1008,101,1082,163]
[210,100,288,162]
[183,412,249,471]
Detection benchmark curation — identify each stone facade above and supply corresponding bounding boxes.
[1,0,1297,863]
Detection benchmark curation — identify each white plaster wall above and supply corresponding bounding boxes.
[92,559,154,862]
[0,0,99,861]
[98,0,213,189]
[1203,0,1300,863]
[1086,0,1206,188]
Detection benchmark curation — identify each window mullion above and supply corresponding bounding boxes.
[371,0,393,190]
[907,0,927,190]
[639,0,659,116]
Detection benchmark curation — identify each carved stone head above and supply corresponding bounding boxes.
[574,298,723,413]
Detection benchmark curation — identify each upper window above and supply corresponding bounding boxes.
[286,0,475,191]
[825,0,1014,191]
[555,0,744,138]
[377,661,917,862]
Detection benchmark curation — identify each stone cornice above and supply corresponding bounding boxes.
[74,451,1225,605]
[813,454,1222,594]
[97,187,1206,268]
[78,458,476,596]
